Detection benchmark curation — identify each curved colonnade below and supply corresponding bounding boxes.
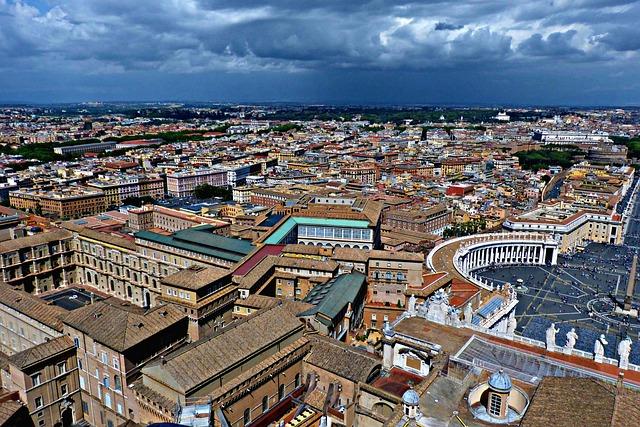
[427,232,560,291]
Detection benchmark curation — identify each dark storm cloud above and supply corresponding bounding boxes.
[599,27,640,52]
[0,0,639,103]
[434,22,464,31]
[518,30,585,58]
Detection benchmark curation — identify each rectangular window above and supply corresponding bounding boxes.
[35,396,44,408]
[61,384,68,396]
[31,373,41,386]
[57,362,67,375]
[489,394,502,416]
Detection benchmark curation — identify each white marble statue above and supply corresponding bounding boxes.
[447,307,461,327]
[618,336,633,369]
[546,323,559,351]
[565,328,578,351]
[594,334,608,362]
[464,302,473,325]
[408,294,417,316]
[426,289,449,324]
[417,301,429,317]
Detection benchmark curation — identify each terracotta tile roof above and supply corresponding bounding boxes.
[62,301,187,352]
[0,283,65,331]
[236,294,314,315]
[275,257,338,272]
[141,304,304,394]
[0,229,72,253]
[282,244,323,256]
[304,335,381,384]
[370,367,425,398]
[162,265,231,291]
[9,336,74,370]
[393,316,474,355]
[332,247,370,263]
[130,379,178,414]
[449,279,480,308]
[62,222,136,250]
[368,250,424,262]
[521,377,640,427]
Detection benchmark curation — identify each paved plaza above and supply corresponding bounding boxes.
[477,181,640,364]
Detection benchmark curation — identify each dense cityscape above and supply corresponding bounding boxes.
[0,103,636,426]
[2,0,640,425]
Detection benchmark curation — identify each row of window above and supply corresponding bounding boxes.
[298,225,372,241]
[371,271,406,281]
[242,376,301,426]
[166,288,191,300]
[30,361,66,389]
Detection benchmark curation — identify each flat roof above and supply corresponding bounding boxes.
[263,216,371,245]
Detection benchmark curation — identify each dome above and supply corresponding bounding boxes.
[402,388,420,406]
[488,369,512,392]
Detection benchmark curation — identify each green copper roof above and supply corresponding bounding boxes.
[300,271,366,323]
[135,226,254,262]
[263,217,371,245]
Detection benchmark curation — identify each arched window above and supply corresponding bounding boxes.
[385,271,392,280]
[114,375,122,392]
[73,337,80,348]
[127,286,133,298]
[262,395,269,412]
[103,376,110,388]
[278,384,285,401]
[109,280,115,291]
[243,408,251,426]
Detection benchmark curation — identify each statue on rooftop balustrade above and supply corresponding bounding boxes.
[565,328,578,351]
[594,334,607,362]
[618,336,632,369]
[546,323,559,351]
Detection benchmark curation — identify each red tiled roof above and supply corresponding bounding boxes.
[450,279,480,308]
[233,244,285,276]
[371,367,424,398]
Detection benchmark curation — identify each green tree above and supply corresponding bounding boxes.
[122,196,155,207]
[193,184,232,200]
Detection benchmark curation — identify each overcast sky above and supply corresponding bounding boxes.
[0,0,639,105]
